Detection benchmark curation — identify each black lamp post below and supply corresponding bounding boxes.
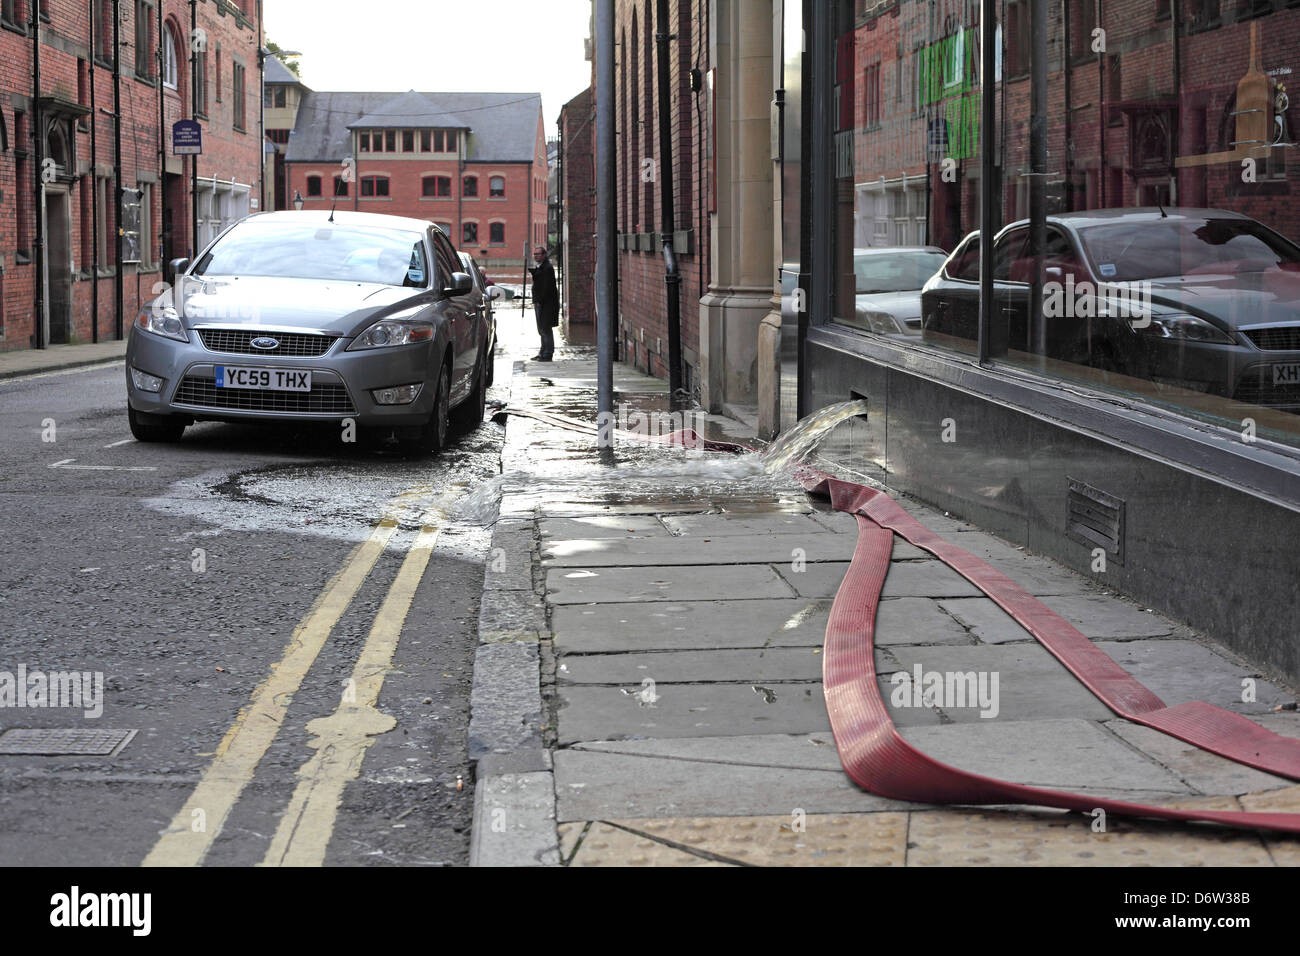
[293,190,304,211]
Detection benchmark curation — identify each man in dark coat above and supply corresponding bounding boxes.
[528,246,559,361]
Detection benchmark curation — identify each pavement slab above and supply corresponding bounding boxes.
[777,560,983,599]
[553,748,915,821]
[541,531,858,566]
[570,732,844,771]
[1103,720,1295,796]
[539,515,670,539]
[546,563,797,604]
[661,512,849,537]
[551,598,832,652]
[1094,639,1287,714]
[557,647,825,684]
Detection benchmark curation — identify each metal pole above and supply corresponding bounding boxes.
[1029,0,1046,355]
[978,0,997,365]
[655,0,683,397]
[113,0,123,339]
[595,0,615,445]
[90,1,99,343]
[190,0,198,256]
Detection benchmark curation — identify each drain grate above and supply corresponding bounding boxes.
[1066,477,1125,565]
[0,729,137,756]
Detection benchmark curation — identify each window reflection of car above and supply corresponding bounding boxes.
[125,210,491,455]
[459,250,497,388]
[920,208,1300,412]
[847,246,948,336]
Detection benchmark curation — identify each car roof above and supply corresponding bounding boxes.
[853,245,947,255]
[1011,207,1253,231]
[244,209,439,234]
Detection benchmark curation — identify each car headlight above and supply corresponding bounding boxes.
[1136,314,1234,345]
[347,320,435,350]
[856,309,908,335]
[134,305,187,342]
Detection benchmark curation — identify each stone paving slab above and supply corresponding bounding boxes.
[570,732,843,772]
[540,516,670,539]
[776,560,983,599]
[875,598,977,646]
[1103,720,1294,796]
[660,513,849,537]
[557,647,825,684]
[546,564,797,604]
[551,598,831,652]
[883,643,1116,722]
[1094,639,1287,714]
[899,718,1191,795]
[541,532,858,567]
[553,749,915,821]
[573,813,910,867]
[477,589,547,642]
[561,821,733,866]
[556,682,830,743]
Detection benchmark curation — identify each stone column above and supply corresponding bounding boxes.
[756,0,784,439]
[699,0,774,416]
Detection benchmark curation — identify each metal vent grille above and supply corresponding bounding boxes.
[1243,327,1300,351]
[198,328,338,357]
[173,377,356,414]
[1066,477,1125,565]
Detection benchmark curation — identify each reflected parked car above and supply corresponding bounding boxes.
[847,246,948,336]
[459,250,497,388]
[125,210,492,455]
[921,208,1300,410]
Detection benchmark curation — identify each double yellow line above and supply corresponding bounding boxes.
[143,486,441,868]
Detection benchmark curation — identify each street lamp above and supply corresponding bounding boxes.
[293,190,304,211]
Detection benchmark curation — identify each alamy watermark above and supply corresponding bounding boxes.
[0,665,104,719]
[889,665,1000,718]
[1042,276,1152,329]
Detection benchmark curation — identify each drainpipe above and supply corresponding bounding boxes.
[978,0,997,364]
[1063,0,1073,209]
[258,1,265,215]
[1098,0,1106,206]
[596,0,616,446]
[655,0,683,397]
[1029,0,1046,354]
[32,0,45,348]
[190,0,198,255]
[90,1,98,342]
[113,0,123,339]
[157,0,164,267]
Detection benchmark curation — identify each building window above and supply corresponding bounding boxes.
[215,43,222,101]
[359,132,370,152]
[489,222,505,244]
[463,175,478,197]
[232,61,246,130]
[333,176,349,197]
[489,176,505,197]
[385,130,396,152]
[863,62,881,127]
[306,175,322,197]
[445,130,458,152]
[361,176,389,197]
[422,176,452,198]
[264,86,286,108]
[161,23,179,89]
[93,0,112,62]
[403,130,415,152]
[420,130,431,151]
[462,222,478,245]
[135,1,155,79]
[435,223,452,237]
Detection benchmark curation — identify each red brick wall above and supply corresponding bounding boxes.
[1,0,264,351]
[559,86,595,330]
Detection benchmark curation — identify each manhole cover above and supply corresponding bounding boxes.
[0,729,137,756]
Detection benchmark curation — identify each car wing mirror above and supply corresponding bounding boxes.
[487,285,505,300]
[167,257,190,284]
[446,271,473,296]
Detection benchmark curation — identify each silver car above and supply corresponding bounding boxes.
[125,210,491,455]
[850,246,948,336]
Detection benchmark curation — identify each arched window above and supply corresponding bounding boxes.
[462,175,478,197]
[422,175,451,198]
[489,222,505,244]
[489,176,505,198]
[162,23,180,90]
[462,221,478,245]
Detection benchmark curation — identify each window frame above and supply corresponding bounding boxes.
[360,175,390,198]
[489,175,506,198]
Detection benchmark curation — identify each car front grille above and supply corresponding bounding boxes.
[198,328,339,357]
[1243,327,1300,351]
[1233,370,1300,409]
[173,376,356,414]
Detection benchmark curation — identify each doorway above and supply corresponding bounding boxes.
[43,186,73,344]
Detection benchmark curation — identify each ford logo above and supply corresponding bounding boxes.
[250,336,280,350]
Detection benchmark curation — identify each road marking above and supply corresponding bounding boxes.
[104,438,136,448]
[260,510,443,867]
[141,484,431,867]
[49,458,157,471]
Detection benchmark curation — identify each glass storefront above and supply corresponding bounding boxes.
[827,0,1300,448]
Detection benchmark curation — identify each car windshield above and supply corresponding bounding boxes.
[855,250,947,293]
[193,220,429,286]
[1078,218,1300,282]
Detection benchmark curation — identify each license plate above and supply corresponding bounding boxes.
[215,366,312,391]
[1273,364,1300,387]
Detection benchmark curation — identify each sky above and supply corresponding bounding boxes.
[263,0,594,133]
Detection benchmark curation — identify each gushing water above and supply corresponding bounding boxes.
[450,400,870,525]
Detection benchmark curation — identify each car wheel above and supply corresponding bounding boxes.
[128,405,186,443]
[452,355,487,432]
[400,364,450,458]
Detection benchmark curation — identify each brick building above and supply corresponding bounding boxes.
[283,86,549,273]
[558,85,594,333]
[0,0,264,351]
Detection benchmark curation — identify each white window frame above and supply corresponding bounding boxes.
[162,23,179,90]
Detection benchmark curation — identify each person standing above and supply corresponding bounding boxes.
[528,245,559,361]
